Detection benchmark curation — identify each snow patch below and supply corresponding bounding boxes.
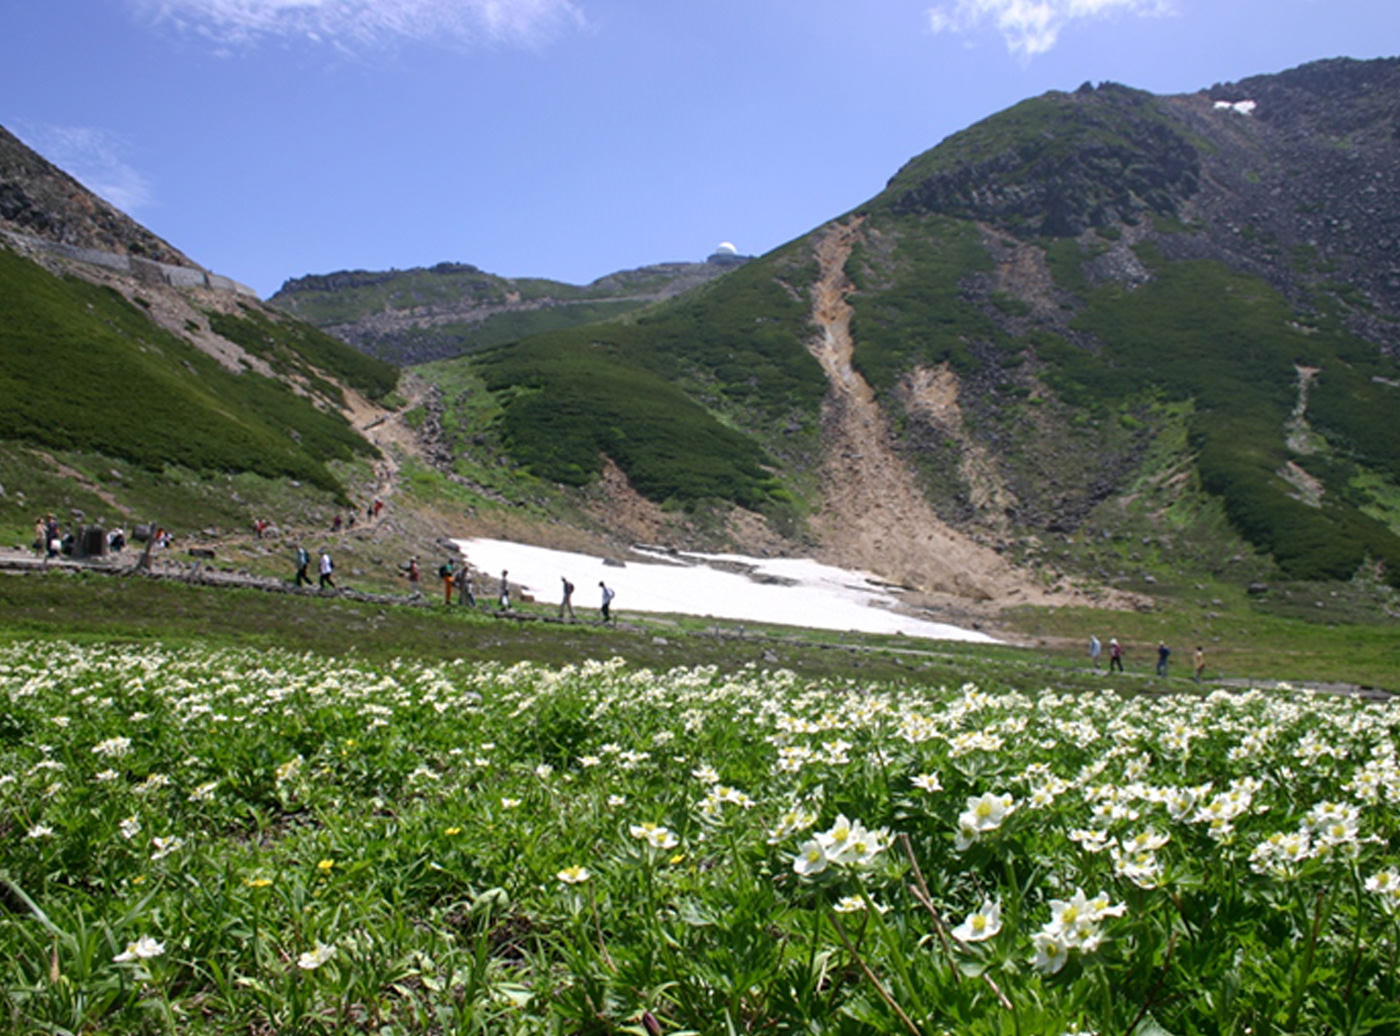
[1213,99,1257,116]
[455,538,997,643]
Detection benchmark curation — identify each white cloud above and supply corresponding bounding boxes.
[129,0,586,50]
[19,124,152,214]
[926,0,1172,58]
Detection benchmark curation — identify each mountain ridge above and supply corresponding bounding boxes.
[268,252,752,366]
[2,57,1398,626]
[415,55,1400,595]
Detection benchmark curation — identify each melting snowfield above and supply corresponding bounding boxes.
[455,538,997,644]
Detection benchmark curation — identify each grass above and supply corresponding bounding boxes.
[0,444,359,562]
[205,304,397,402]
[0,248,381,496]
[0,564,1394,690]
[5,636,1400,1034]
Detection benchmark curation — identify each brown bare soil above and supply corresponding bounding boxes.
[802,218,1084,614]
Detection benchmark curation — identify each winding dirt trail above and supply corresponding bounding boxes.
[805,219,1057,606]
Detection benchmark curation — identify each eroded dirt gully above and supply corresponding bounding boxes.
[804,218,1071,612]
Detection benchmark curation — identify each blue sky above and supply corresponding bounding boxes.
[3,1,1397,298]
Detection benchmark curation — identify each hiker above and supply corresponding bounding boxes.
[499,570,511,610]
[1108,638,1124,673]
[373,498,383,518]
[32,517,45,554]
[1089,635,1101,669]
[107,528,126,553]
[599,580,615,624]
[1193,645,1206,683]
[1156,641,1171,677]
[406,557,422,598]
[439,558,456,604]
[294,544,312,587]
[332,514,343,533]
[319,550,335,590]
[45,515,60,558]
[560,576,576,621]
[458,567,476,607]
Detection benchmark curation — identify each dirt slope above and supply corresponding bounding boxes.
[804,218,1071,610]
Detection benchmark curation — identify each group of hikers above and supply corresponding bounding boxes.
[408,559,616,623]
[31,515,144,559]
[297,545,617,623]
[1089,634,1207,681]
[293,544,336,590]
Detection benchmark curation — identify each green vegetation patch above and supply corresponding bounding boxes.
[206,304,397,402]
[462,249,823,512]
[846,213,999,391]
[0,249,376,494]
[5,637,1400,1035]
[1040,245,1400,584]
[477,338,787,511]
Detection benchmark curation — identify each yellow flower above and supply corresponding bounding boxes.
[444,827,462,836]
[244,877,273,888]
[317,859,335,873]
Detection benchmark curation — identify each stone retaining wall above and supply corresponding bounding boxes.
[2,229,258,298]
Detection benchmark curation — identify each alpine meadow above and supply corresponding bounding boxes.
[3,53,1400,1036]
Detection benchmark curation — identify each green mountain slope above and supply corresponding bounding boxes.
[268,256,749,366]
[432,57,1400,589]
[0,247,386,493]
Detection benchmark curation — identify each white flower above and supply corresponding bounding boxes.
[950,899,1002,943]
[629,822,679,850]
[556,865,591,885]
[91,736,132,758]
[1367,869,1400,912]
[961,792,1015,833]
[1069,827,1112,853]
[1121,828,1170,853]
[1112,847,1164,889]
[692,764,720,784]
[188,781,219,802]
[26,823,54,839]
[1031,929,1070,974]
[119,815,141,840]
[297,941,337,970]
[768,804,817,844]
[113,936,165,962]
[150,835,184,861]
[792,839,829,877]
[274,756,302,783]
[955,792,1015,850]
[911,772,943,793]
